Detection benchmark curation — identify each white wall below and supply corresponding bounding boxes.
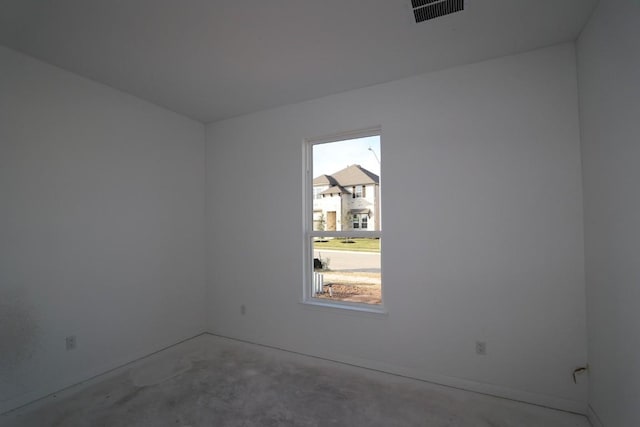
[206,44,587,412]
[577,1,640,425]
[0,47,207,413]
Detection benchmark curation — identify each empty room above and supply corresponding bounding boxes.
[0,0,638,426]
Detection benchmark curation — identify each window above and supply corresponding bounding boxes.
[352,213,368,229]
[303,128,382,312]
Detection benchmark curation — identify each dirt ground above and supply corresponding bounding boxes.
[315,284,381,304]
[314,271,382,305]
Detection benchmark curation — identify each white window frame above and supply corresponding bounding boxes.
[354,213,368,229]
[302,127,384,313]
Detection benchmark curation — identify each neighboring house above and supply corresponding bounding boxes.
[312,164,380,232]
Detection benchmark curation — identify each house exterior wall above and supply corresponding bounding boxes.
[313,193,342,231]
[312,183,379,231]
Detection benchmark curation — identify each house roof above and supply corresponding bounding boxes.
[320,185,351,195]
[312,174,337,186]
[314,164,379,187]
[350,208,371,215]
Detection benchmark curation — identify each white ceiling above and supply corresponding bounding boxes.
[0,0,598,123]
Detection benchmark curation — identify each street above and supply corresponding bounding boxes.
[313,249,380,272]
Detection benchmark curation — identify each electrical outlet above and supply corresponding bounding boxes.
[65,335,77,351]
[240,304,246,315]
[476,341,486,355]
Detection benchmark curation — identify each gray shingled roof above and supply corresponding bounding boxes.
[313,165,378,187]
[312,174,337,186]
[320,185,351,195]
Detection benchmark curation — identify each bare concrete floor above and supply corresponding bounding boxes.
[2,335,590,427]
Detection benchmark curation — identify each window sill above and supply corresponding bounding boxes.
[300,298,388,316]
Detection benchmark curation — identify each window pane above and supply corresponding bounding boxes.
[308,131,381,309]
[312,238,381,305]
[312,135,380,232]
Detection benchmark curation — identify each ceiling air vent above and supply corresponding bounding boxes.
[411,0,464,23]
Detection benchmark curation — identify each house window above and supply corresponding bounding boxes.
[304,128,382,312]
[352,213,368,229]
[353,185,364,198]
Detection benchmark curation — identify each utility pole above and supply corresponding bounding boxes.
[368,147,380,165]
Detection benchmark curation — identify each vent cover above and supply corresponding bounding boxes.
[411,0,464,23]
